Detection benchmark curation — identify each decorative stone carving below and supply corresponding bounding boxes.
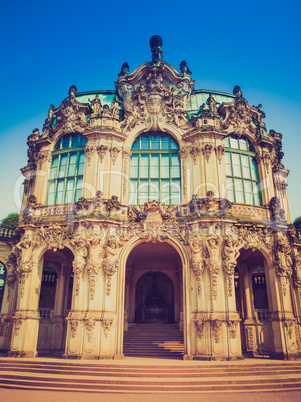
[39,224,68,252]
[245,326,255,350]
[37,150,52,169]
[13,317,23,336]
[229,321,238,339]
[269,196,286,222]
[26,129,40,168]
[86,234,103,299]
[50,85,92,137]
[235,225,273,252]
[222,235,240,296]
[69,319,79,338]
[211,320,222,343]
[219,85,262,138]
[118,62,129,77]
[116,42,194,133]
[179,60,192,75]
[194,319,204,339]
[284,321,294,339]
[190,146,200,165]
[215,145,224,164]
[270,130,284,170]
[75,197,92,213]
[150,35,163,65]
[90,94,102,117]
[70,233,88,295]
[6,252,18,301]
[189,235,204,295]
[84,317,96,343]
[102,318,113,338]
[275,237,293,295]
[206,93,218,114]
[202,144,213,162]
[102,235,121,295]
[16,234,37,297]
[205,234,223,299]
[85,144,95,165]
[106,195,121,212]
[293,251,301,289]
[139,222,169,243]
[97,145,108,163]
[110,147,120,165]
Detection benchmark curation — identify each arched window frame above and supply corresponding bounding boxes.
[224,135,262,206]
[46,134,87,205]
[129,133,181,205]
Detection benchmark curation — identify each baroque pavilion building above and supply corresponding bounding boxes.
[0,35,300,361]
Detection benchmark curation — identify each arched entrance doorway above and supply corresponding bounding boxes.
[37,247,73,356]
[123,241,184,358]
[235,248,272,357]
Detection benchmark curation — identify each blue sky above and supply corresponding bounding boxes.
[0,0,300,221]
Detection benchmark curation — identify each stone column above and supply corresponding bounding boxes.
[9,230,40,357]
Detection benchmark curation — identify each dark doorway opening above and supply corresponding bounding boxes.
[135,271,174,323]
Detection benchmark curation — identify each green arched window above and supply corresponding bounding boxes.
[224,136,262,206]
[129,133,181,205]
[47,134,87,205]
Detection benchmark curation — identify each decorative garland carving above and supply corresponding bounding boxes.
[122,149,132,199]
[190,146,200,165]
[96,144,108,163]
[86,234,103,300]
[85,144,95,166]
[194,319,204,339]
[202,144,213,162]
[102,318,113,338]
[229,321,238,339]
[215,145,225,164]
[69,319,79,338]
[211,320,222,343]
[84,317,96,343]
[110,147,120,165]
[245,326,254,350]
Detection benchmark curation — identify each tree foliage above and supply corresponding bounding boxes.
[0,213,19,228]
[293,216,301,232]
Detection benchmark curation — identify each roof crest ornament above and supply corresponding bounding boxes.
[150,35,163,65]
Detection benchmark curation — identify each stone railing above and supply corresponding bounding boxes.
[231,204,270,221]
[33,204,76,219]
[0,226,16,239]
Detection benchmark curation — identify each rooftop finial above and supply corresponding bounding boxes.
[149,35,163,65]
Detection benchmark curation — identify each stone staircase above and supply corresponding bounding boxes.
[1,358,301,393]
[123,323,184,359]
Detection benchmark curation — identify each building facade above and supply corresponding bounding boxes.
[0,36,301,360]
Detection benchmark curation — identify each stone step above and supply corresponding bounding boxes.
[1,358,301,393]
[123,323,184,358]
[0,371,301,393]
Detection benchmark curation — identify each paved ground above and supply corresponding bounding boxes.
[1,389,301,402]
